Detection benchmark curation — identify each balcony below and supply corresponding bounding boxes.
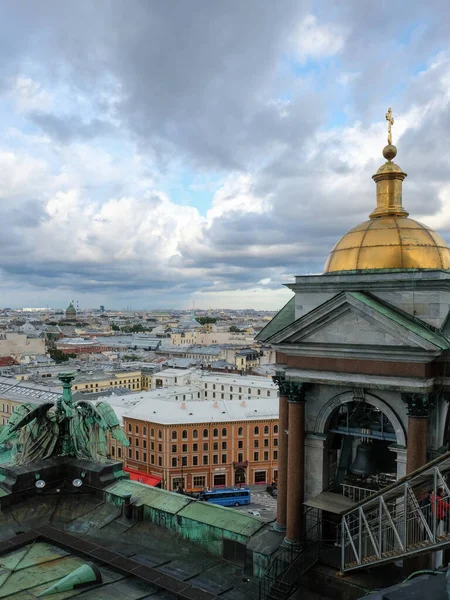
[233,460,248,468]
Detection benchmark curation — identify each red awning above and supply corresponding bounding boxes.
[124,467,161,487]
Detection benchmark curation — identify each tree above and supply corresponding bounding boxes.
[195,316,217,325]
[229,325,242,332]
[111,324,120,331]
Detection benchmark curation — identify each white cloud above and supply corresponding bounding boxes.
[292,15,346,63]
[13,77,53,112]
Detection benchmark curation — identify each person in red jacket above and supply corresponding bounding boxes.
[430,488,450,532]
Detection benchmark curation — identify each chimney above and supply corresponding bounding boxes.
[241,400,246,407]
[181,401,186,409]
[213,401,219,409]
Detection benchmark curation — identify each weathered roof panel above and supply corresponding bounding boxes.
[178,501,265,537]
[104,480,192,513]
[255,296,295,343]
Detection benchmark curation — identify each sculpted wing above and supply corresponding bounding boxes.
[94,401,130,446]
[0,403,54,444]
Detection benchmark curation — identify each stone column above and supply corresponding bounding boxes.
[284,382,307,549]
[401,393,433,474]
[401,392,433,573]
[272,375,289,532]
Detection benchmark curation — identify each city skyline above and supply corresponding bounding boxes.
[1,2,450,309]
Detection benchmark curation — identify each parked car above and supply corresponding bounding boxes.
[248,510,261,516]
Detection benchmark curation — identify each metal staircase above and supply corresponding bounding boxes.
[340,450,450,572]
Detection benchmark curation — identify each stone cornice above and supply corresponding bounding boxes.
[401,392,435,417]
[286,270,450,293]
[274,343,439,363]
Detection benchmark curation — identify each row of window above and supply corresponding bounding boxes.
[172,470,275,490]
[126,423,279,439]
[166,438,278,453]
[204,384,271,396]
[125,450,278,465]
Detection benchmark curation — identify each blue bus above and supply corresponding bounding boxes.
[198,487,251,507]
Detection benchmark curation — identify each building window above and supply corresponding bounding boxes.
[221,454,227,464]
[254,470,266,483]
[158,456,162,466]
[193,429,198,439]
[221,427,227,437]
[172,477,184,490]
[135,425,139,434]
[213,442,218,451]
[111,446,115,456]
[214,474,226,486]
[182,429,188,439]
[172,430,177,440]
[151,454,155,464]
[274,438,278,447]
[151,441,155,450]
[264,425,269,434]
[230,386,233,392]
[182,444,188,453]
[248,388,251,394]
[118,447,122,458]
[203,455,208,465]
[254,426,259,435]
[143,426,147,436]
[128,423,132,432]
[151,428,154,437]
[213,392,216,399]
[230,395,233,400]
[128,448,132,458]
[203,429,208,437]
[213,384,216,390]
[143,452,147,462]
[238,440,243,449]
[172,445,177,453]
[193,475,205,488]
[274,425,278,434]
[158,430,162,439]
[239,387,242,393]
[193,456,198,466]
[258,389,261,395]
[158,444,162,452]
[221,393,224,399]
[203,442,208,451]
[274,451,278,460]
[135,438,139,447]
[213,455,218,465]
[238,427,243,436]
[264,451,269,461]
[238,452,243,462]
[222,441,227,450]
[267,391,271,396]
[143,440,147,449]
[193,443,198,452]
[136,451,139,460]
[264,439,269,447]
[254,452,259,461]
[254,440,259,448]
[213,428,218,437]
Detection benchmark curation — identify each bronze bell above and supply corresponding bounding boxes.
[349,442,378,477]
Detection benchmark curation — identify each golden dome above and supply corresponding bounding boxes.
[324,217,450,273]
[324,111,450,273]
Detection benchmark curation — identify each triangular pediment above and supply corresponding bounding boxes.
[265,292,449,354]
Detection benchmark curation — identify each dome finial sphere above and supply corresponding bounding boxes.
[383,144,397,161]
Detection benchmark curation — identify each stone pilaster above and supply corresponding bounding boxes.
[272,375,290,532]
[401,393,433,474]
[284,381,307,549]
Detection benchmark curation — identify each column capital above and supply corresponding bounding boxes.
[401,392,434,417]
[272,374,290,397]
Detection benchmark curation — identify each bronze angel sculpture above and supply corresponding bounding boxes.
[0,372,129,465]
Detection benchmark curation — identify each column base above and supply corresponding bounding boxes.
[282,537,303,551]
[271,522,286,533]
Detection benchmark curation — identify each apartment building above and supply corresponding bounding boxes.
[72,370,151,393]
[109,396,279,492]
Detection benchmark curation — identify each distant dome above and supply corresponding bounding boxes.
[66,302,77,318]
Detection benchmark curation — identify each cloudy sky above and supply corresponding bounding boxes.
[2,1,450,310]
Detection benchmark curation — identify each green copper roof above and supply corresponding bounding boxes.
[255,296,295,342]
[178,501,265,537]
[349,292,450,350]
[105,480,192,514]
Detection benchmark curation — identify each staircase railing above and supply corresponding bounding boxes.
[340,450,450,572]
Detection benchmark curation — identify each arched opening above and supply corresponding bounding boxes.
[326,400,398,499]
[235,468,246,485]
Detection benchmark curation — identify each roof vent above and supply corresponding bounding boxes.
[241,400,246,407]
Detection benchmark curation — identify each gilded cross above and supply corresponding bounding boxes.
[385,107,394,145]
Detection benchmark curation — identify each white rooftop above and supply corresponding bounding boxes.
[123,396,279,425]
